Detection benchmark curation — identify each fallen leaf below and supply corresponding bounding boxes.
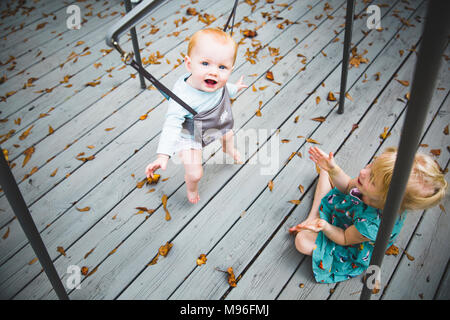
[36,22,48,30]
[268,180,274,191]
[380,127,390,140]
[430,149,441,156]
[227,267,237,287]
[22,146,35,167]
[146,174,160,185]
[242,29,257,38]
[315,96,321,104]
[159,242,173,257]
[19,125,33,140]
[2,227,9,240]
[443,125,448,135]
[57,246,66,256]
[405,251,415,261]
[439,204,446,213]
[196,254,207,266]
[81,266,89,276]
[162,194,171,221]
[289,200,301,205]
[299,184,304,193]
[385,244,399,256]
[311,116,326,122]
[345,92,353,101]
[306,138,320,144]
[76,206,90,212]
[50,168,58,177]
[266,71,274,81]
[396,79,409,86]
[28,258,38,265]
[327,92,336,101]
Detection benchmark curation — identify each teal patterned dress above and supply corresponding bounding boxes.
[312,187,406,284]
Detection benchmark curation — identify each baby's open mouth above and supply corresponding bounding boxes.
[204,79,217,85]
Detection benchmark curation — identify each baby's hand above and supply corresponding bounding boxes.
[235,75,248,92]
[145,155,169,178]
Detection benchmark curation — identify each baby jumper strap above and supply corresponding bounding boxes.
[105,0,239,116]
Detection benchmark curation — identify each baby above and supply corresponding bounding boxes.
[145,28,247,204]
[289,146,447,283]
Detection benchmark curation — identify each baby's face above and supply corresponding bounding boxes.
[185,34,235,92]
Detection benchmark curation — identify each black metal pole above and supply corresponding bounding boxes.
[360,0,450,300]
[337,0,355,114]
[0,147,69,300]
[125,0,146,89]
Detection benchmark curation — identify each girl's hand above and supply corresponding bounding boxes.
[308,146,337,173]
[293,218,328,233]
[145,155,168,179]
[235,75,248,92]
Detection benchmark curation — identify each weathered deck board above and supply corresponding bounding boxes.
[5,0,310,298]
[0,0,447,300]
[0,0,66,37]
[0,0,220,257]
[171,0,434,300]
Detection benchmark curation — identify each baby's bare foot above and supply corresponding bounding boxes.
[224,147,242,164]
[187,190,200,204]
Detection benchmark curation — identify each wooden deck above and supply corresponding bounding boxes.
[0,0,448,300]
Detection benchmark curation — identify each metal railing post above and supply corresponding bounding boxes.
[125,0,146,89]
[337,0,355,114]
[0,147,69,300]
[360,0,450,300]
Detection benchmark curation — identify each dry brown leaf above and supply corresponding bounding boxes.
[196,254,207,266]
[299,184,304,193]
[345,92,353,101]
[159,242,173,257]
[385,244,399,256]
[380,127,390,140]
[57,246,66,256]
[76,206,90,212]
[396,79,409,86]
[289,200,301,205]
[227,267,237,287]
[2,227,9,240]
[311,116,326,122]
[443,125,448,135]
[81,266,89,276]
[430,149,441,156]
[268,180,274,191]
[315,96,321,104]
[266,71,274,81]
[242,29,257,38]
[50,168,58,177]
[306,138,320,144]
[22,146,35,167]
[327,92,336,101]
[19,125,33,141]
[162,194,171,221]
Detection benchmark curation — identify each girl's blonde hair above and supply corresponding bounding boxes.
[187,28,238,64]
[370,147,447,211]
